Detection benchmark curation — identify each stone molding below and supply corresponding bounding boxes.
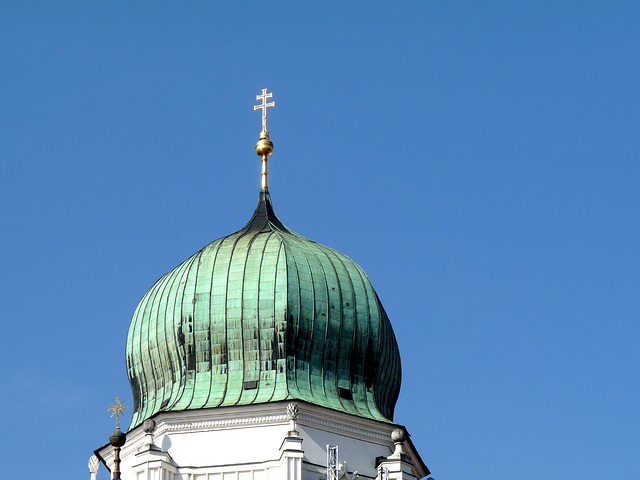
[161,414,288,434]
[299,414,389,441]
[124,401,395,440]
[151,410,389,442]
[100,401,398,468]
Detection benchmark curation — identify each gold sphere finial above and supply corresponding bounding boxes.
[256,134,273,157]
[254,88,275,190]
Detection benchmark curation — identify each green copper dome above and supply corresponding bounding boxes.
[126,190,401,428]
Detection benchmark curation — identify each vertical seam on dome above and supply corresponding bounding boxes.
[163,252,194,413]
[272,231,300,402]
[372,293,389,418]
[384,307,398,418]
[154,259,182,417]
[315,244,367,417]
[330,249,359,414]
[292,237,316,403]
[357,266,388,418]
[313,244,350,414]
[128,284,154,426]
[266,237,285,403]
[379,299,401,419]
[374,299,388,417]
[210,234,241,406]
[137,276,164,423]
[156,268,176,418]
[177,250,202,410]
[127,289,146,426]
[373,290,400,421]
[221,228,254,406]
[152,261,181,417]
[280,234,336,408]
[236,229,264,405]
[297,239,330,408]
[247,231,275,404]
[183,249,205,411]
[218,235,238,406]
[278,236,299,398]
[201,240,223,409]
[279,234,311,401]
[168,252,200,411]
[299,240,324,405]
[126,294,142,422]
[349,262,377,420]
[136,254,191,424]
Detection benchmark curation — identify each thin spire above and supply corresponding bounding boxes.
[254,88,275,190]
[107,397,128,480]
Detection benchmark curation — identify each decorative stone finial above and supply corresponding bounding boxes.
[390,428,406,443]
[143,418,156,434]
[143,418,157,449]
[287,402,299,435]
[254,88,275,190]
[287,402,299,420]
[88,455,99,480]
[388,428,407,459]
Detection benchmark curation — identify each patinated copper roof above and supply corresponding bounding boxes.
[126,190,401,428]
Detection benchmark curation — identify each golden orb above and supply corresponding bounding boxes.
[256,137,274,157]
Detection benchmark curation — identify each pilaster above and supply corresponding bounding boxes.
[131,446,177,480]
[280,403,304,480]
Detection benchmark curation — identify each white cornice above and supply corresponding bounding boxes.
[298,413,389,441]
[160,414,288,434]
[99,401,398,465]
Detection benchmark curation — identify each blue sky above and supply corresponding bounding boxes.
[1,2,638,479]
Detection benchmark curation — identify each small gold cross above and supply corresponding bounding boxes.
[108,397,129,430]
[254,88,275,134]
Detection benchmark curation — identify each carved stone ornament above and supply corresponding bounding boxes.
[389,428,407,459]
[88,455,100,478]
[88,455,100,472]
[286,402,299,420]
[286,402,299,434]
[143,418,157,433]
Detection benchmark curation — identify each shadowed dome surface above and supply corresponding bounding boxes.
[126,190,401,428]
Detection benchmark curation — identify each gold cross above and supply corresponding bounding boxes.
[108,397,129,430]
[254,88,275,134]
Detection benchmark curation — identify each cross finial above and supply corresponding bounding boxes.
[108,397,129,430]
[254,88,275,135]
[254,89,275,190]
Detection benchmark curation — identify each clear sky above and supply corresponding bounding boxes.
[1,2,638,479]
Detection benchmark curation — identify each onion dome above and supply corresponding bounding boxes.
[125,190,402,428]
